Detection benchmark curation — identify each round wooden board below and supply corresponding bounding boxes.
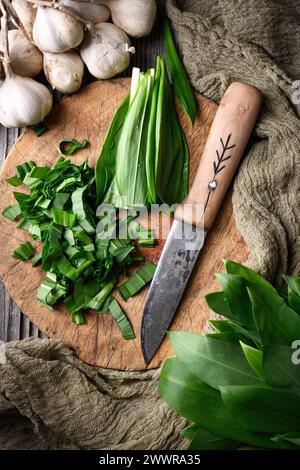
[0,79,248,370]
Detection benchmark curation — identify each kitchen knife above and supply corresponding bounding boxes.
[141,82,262,365]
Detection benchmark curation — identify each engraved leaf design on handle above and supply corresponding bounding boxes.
[204,134,236,211]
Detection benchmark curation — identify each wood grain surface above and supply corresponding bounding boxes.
[0,78,248,370]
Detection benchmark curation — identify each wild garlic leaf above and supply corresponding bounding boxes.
[115,71,154,207]
[224,259,277,294]
[248,284,300,345]
[220,385,300,434]
[159,357,277,449]
[168,332,262,389]
[284,275,300,314]
[95,94,130,204]
[216,273,255,328]
[13,242,35,261]
[240,342,264,379]
[188,427,240,451]
[163,17,197,125]
[205,291,232,317]
[263,344,300,393]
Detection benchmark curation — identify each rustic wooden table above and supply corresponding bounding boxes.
[0,0,165,344]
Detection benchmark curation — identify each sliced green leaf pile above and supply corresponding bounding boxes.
[159,260,300,450]
[3,153,156,337]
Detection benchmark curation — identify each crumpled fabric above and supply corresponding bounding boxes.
[0,338,186,450]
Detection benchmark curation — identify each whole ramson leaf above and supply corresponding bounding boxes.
[284,275,300,314]
[240,342,264,379]
[152,57,173,203]
[263,344,300,393]
[216,274,255,328]
[224,259,277,294]
[276,432,300,447]
[163,18,197,125]
[168,332,262,389]
[209,320,260,346]
[187,427,239,451]
[95,94,130,204]
[159,357,278,449]
[160,262,300,450]
[115,72,153,208]
[221,385,300,433]
[145,58,161,204]
[248,284,300,345]
[205,291,232,317]
[206,332,251,345]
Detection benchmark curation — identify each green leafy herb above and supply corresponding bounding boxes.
[32,252,42,266]
[58,138,89,155]
[115,71,153,208]
[159,260,300,450]
[33,122,48,137]
[118,262,156,300]
[4,150,156,333]
[99,56,190,208]
[2,204,21,221]
[109,297,135,340]
[95,94,130,204]
[13,242,35,261]
[163,17,197,125]
[5,176,23,186]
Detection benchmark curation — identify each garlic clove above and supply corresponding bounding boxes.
[0,73,53,128]
[12,0,36,38]
[80,22,135,79]
[43,51,84,94]
[0,29,43,78]
[100,0,157,38]
[33,6,84,54]
[59,0,110,23]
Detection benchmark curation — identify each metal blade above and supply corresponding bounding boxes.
[141,220,206,364]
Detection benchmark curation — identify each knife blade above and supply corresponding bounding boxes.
[141,220,206,364]
[141,82,262,364]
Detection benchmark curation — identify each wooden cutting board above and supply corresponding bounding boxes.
[0,79,248,370]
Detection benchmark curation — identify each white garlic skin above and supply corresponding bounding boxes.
[100,0,157,38]
[33,6,84,53]
[80,22,134,79]
[0,73,53,128]
[12,0,36,38]
[59,0,110,23]
[44,51,84,94]
[0,30,43,78]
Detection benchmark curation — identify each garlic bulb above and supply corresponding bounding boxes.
[0,73,53,128]
[100,0,157,38]
[80,23,135,79]
[33,6,84,53]
[59,0,110,23]
[0,30,43,78]
[44,51,84,94]
[11,0,36,38]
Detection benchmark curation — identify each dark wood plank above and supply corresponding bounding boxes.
[0,125,23,343]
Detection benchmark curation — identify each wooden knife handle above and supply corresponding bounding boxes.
[175,82,262,230]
